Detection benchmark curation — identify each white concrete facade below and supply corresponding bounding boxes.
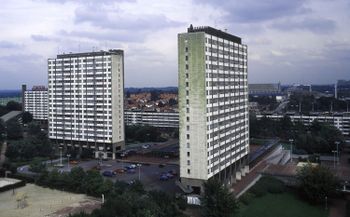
[125,110,179,128]
[178,26,249,192]
[24,88,48,120]
[48,50,125,159]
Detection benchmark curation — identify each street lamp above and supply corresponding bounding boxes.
[335,141,340,165]
[67,154,71,171]
[332,150,337,169]
[137,164,141,181]
[289,139,294,163]
[59,146,63,167]
[344,181,348,191]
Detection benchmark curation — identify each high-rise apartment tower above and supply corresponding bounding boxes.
[48,50,125,159]
[24,85,48,121]
[178,25,249,193]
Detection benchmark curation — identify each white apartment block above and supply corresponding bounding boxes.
[125,110,179,128]
[23,86,48,120]
[257,114,350,136]
[48,50,125,159]
[178,25,249,193]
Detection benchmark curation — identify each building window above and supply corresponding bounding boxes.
[186,116,189,122]
[186,90,189,96]
[187,126,190,131]
[185,64,189,70]
[186,73,189,79]
[185,56,188,61]
[187,143,190,148]
[186,99,189,104]
[186,134,190,139]
[187,169,190,174]
[187,160,191,166]
[185,47,188,52]
[186,108,189,113]
[186,82,189,87]
[187,152,190,157]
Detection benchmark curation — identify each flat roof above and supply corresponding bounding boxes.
[0,111,22,123]
[187,25,242,44]
[55,49,123,59]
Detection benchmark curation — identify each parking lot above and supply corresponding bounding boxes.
[62,159,181,194]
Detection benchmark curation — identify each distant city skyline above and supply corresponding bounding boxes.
[0,0,350,89]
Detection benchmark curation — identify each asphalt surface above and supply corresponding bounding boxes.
[18,158,181,194]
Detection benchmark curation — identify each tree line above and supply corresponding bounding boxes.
[34,167,188,217]
[250,114,344,154]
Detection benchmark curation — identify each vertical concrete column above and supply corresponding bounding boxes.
[236,171,242,180]
[241,167,246,176]
[244,165,249,174]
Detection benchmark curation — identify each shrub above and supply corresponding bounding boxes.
[249,176,285,197]
[250,183,267,197]
[240,192,255,205]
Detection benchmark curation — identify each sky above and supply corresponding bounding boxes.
[0,0,349,89]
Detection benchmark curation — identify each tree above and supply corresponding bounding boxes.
[6,120,22,140]
[28,122,41,136]
[297,164,338,203]
[202,179,238,217]
[6,101,21,111]
[22,112,33,124]
[0,119,5,141]
[68,167,86,189]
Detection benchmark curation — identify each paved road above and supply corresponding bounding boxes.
[274,100,289,114]
[17,158,67,175]
[0,141,7,167]
[75,159,181,193]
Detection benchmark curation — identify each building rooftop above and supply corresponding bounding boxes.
[0,111,22,123]
[56,49,123,59]
[187,25,242,44]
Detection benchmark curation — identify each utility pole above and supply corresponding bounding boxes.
[67,154,71,171]
[59,146,63,167]
[289,139,294,163]
[335,141,340,165]
[137,164,141,181]
[330,101,333,113]
[332,150,337,168]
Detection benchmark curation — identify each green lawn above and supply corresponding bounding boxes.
[238,192,328,217]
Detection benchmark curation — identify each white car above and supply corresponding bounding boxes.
[142,144,150,149]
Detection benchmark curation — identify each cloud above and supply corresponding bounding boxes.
[0,41,22,49]
[271,17,336,33]
[31,34,55,42]
[195,0,310,23]
[39,0,135,5]
[74,6,184,31]
[0,54,47,89]
[59,29,145,42]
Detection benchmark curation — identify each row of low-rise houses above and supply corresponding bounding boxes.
[256,114,350,136]
[21,25,249,193]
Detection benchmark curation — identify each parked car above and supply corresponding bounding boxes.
[69,160,79,165]
[168,170,178,176]
[102,170,114,177]
[125,164,137,170]
[128,180,136,185]
[114,168,125,174]
[127,169,136,174]
[159,174,169,181]
[142,144,150,149]
[165,172,174,179]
